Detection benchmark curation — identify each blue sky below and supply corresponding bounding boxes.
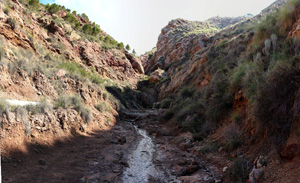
[40,0,276,54]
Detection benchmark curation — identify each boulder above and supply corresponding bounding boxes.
[47,21,65,36]
[249,167,264,183]
[56,69,66,77]
[149,68,165,84]
[125,52,144,74]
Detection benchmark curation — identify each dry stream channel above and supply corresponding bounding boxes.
[122,125,179,183]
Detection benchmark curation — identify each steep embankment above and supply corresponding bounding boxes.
[143,0,300,182]
[0,0,145,157]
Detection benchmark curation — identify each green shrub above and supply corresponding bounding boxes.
[25,98,52,115]
[92,26,101,35]
[254,60,300,144]
[160,98,172,109]
[233,112,241,124]
[241,63,263,102]
[132,49,136,55]
[255,14,279,43]
[4,4,10,15]
[181,86,196,98]
[75,22,81,30]
[64,13,78,25]
[55,95,71,109]
[125,44,130,51]
[0,98,9,114]
[7,18,17,30]
[95,102,111,112]
[162,110,175,121]
[277,0,299,35]
[55,95,92,123]
[58,61,105,84]
[198,140,221,154]
[81,13,89,22]
[29,0,39,9]
[103,36,118,46]
[223,124,243,152]
[205,73,233,123]
[117,42,124,50]
[230,62,247,90]
[15,106,31,135]
[47,3,60,14]
[228,158,250,182]
[254,0,300,43]
[8,59,35,76]
[81,107,92,123]
[82,24,93,35]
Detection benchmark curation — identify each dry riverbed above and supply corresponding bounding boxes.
[2,110,221,183]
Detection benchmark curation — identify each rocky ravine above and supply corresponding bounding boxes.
[2,109,222,183]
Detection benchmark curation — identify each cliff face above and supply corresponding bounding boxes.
[145,17,246,74]
[144,16,249,100]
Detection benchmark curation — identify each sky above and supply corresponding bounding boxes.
[40,0,277,54]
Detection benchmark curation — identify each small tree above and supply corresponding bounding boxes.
[125,44,130,51]
[45,3,50,9]
[82,24,93,34]
[64,13,77,24]
[75,23,81,30]
[117,42,124,50]
[104,35,110,43]
[72,10,77,15]
[132,49,136,55]
[47,3,60,14]
[29,0,39,9]
[81,13,89,22]
[92,26,100,35]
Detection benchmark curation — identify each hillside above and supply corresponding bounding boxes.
[144,0,300,182]
[3,0,300,182]
[0,0,146,156]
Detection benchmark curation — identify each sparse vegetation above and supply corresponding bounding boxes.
[25,98,52,115]
[95,101,111,113]
[58,61,106,85]
[55,95,92,123]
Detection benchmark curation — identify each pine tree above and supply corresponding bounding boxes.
[125,44,130,51]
